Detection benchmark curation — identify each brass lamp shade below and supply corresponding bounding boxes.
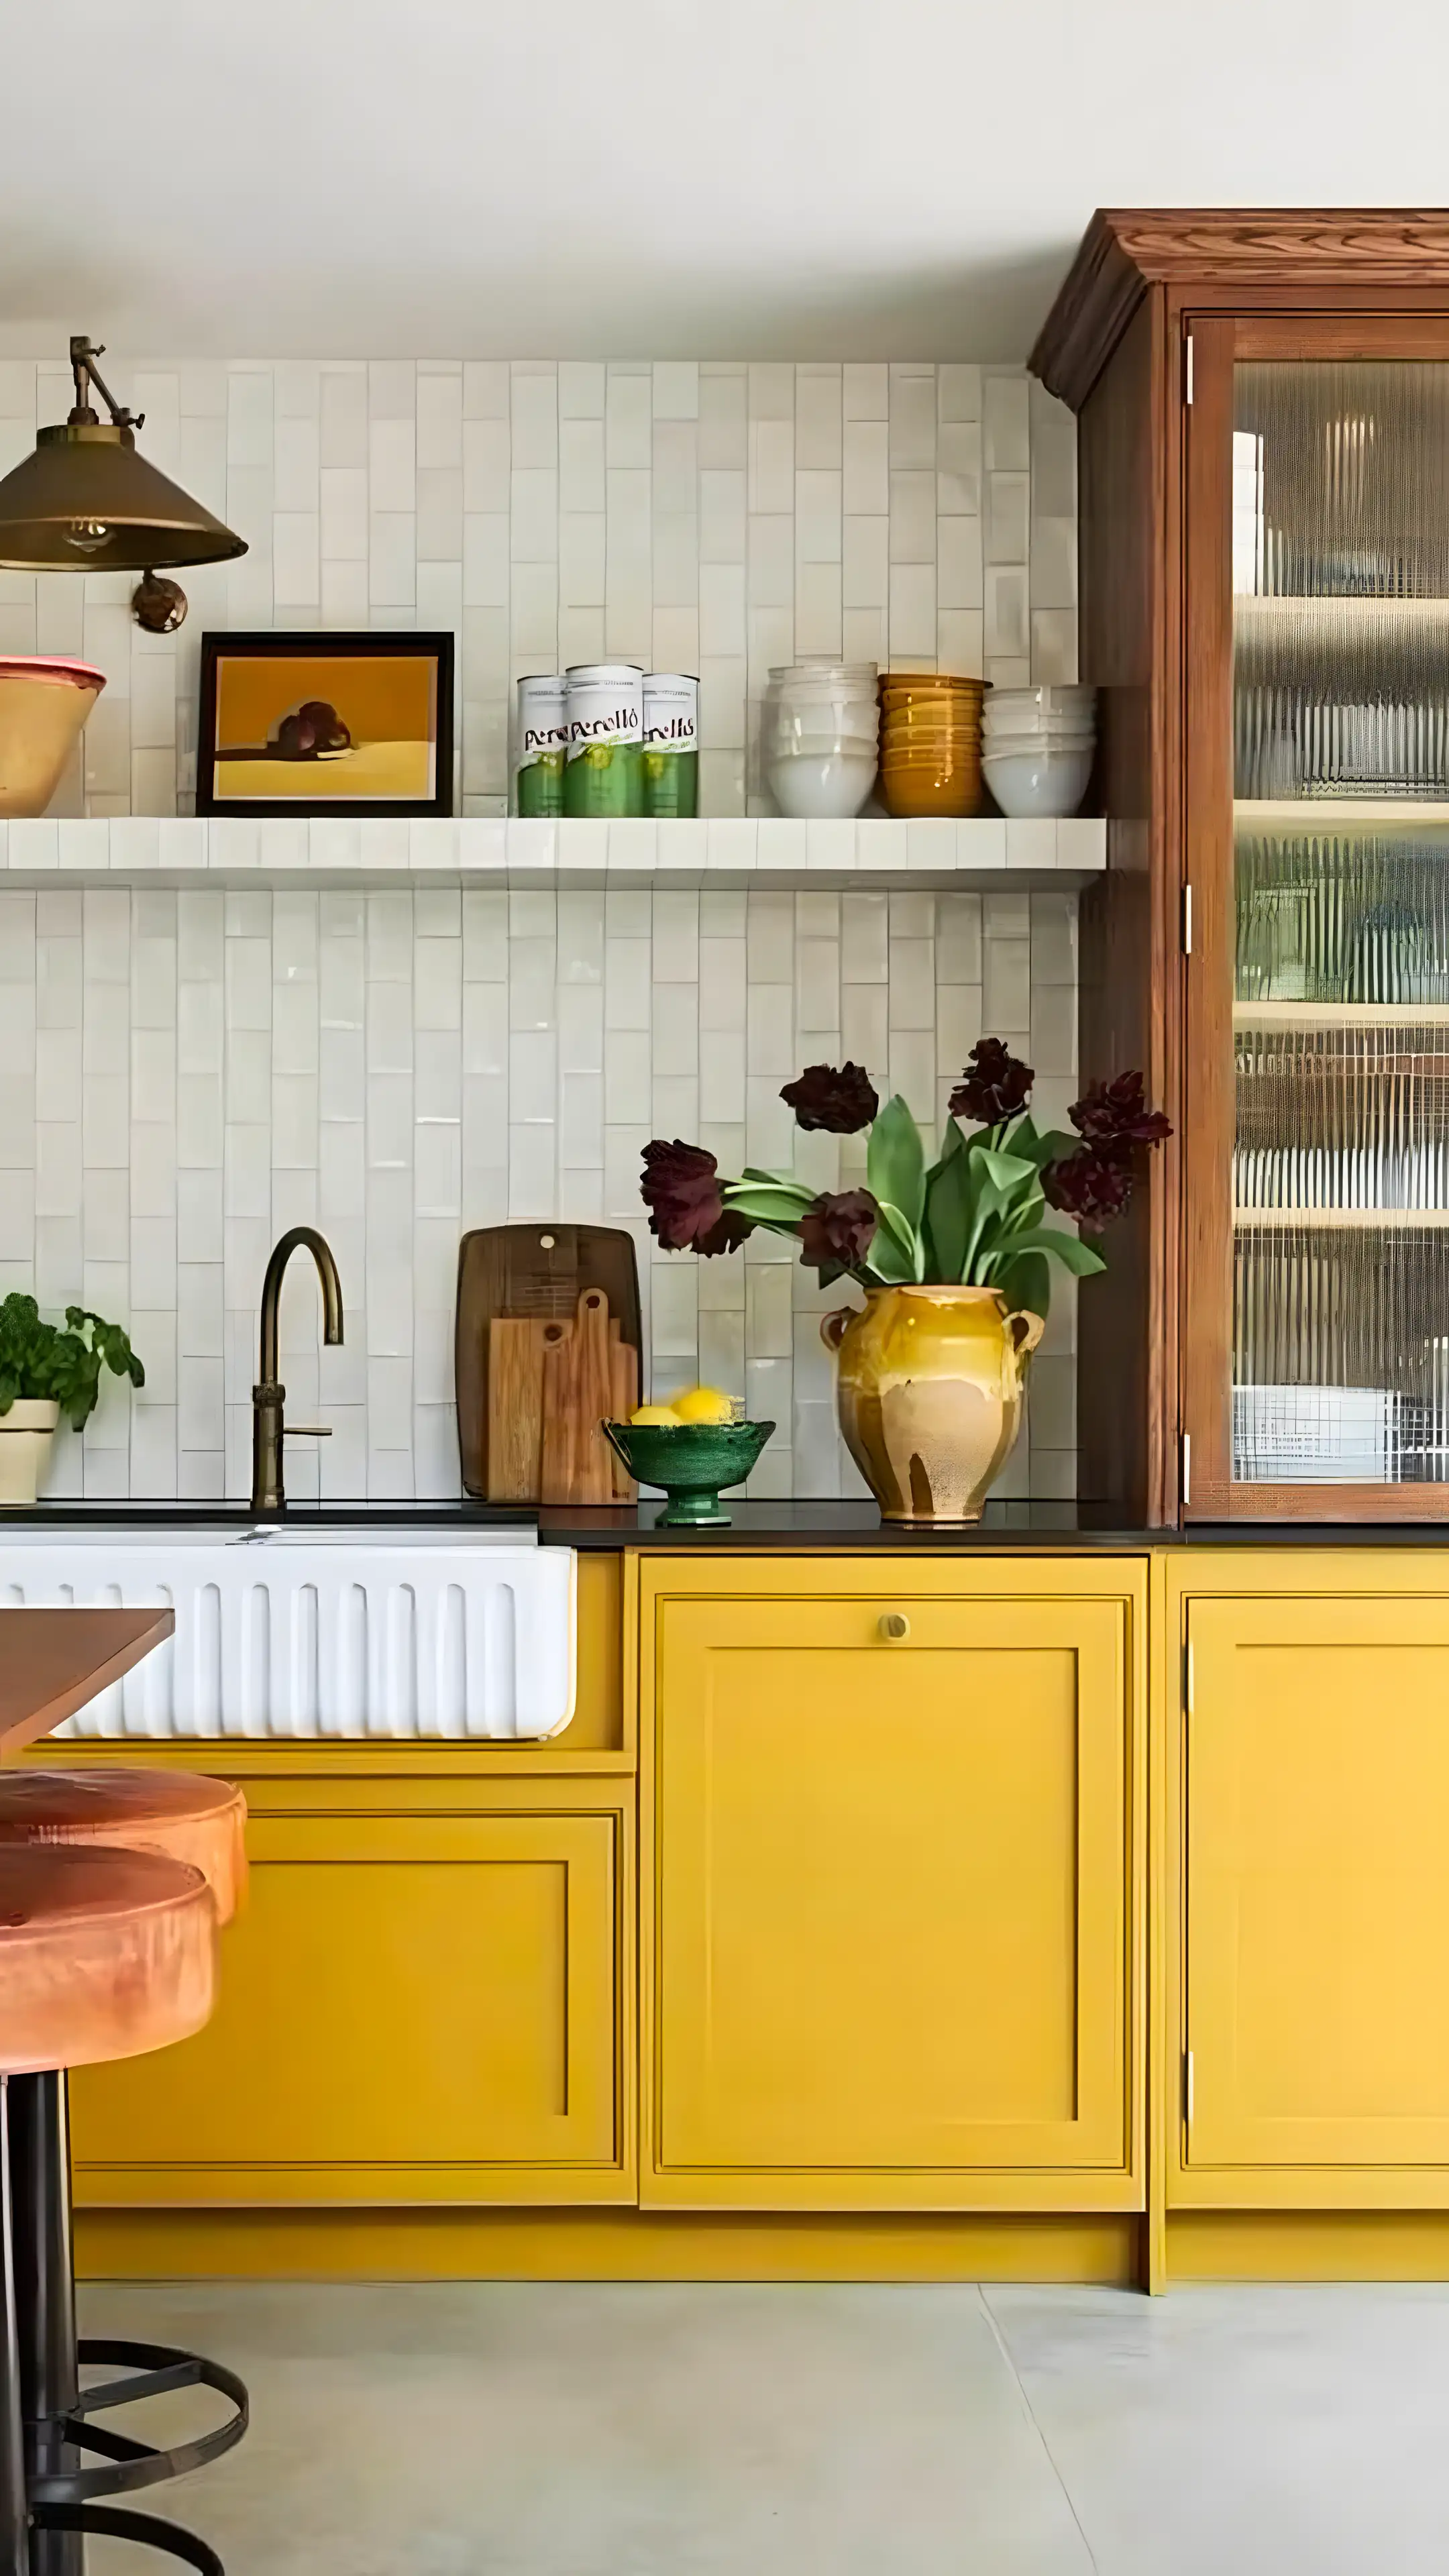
[0,423,247,574]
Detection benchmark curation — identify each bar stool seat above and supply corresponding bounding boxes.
[0,1846,215,2080]
[0,1774,247,1928]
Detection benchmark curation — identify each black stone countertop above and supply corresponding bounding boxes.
[3,1497,1448,1549]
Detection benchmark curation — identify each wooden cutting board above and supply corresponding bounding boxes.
[538,1290,614,1504]
[457,1223,642,1501]
[488,1292,635,1506]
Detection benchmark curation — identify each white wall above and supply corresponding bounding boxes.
[0,358,1077,821]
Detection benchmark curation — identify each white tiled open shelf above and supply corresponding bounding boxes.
[0,816,1105,888]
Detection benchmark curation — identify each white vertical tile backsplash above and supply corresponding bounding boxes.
[3,359,1074,822]
[2,886,1078,1503]
[0,347,1084,1501]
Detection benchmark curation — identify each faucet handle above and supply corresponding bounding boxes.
[285,1424,332,1438]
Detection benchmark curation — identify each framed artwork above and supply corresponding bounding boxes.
[196,631,454,818]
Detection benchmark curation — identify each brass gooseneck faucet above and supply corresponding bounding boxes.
[251,1227,344,1512]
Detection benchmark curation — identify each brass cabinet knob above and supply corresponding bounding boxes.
[878,1612,910,1642]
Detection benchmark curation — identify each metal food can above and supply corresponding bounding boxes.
[564,665,644,816]
[642,673,699,818]
[515,675,567,817]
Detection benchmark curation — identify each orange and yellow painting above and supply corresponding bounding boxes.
[211,653,437,801]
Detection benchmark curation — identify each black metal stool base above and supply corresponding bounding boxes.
[28,2340,248,2506]
[34,2504,223,2576]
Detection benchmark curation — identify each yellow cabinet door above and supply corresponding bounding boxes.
[72,1805,631,2206]
[1185,1593,1449,2193]
[644,1570,1140,2210]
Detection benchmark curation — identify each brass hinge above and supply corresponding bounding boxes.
[1181,881,1193,954]
[1184,2050,1195,2125]
[1185,334,1195,406]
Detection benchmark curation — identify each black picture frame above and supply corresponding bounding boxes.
[195,629,455,818]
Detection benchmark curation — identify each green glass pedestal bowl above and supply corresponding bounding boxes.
[601,1419,775,1527]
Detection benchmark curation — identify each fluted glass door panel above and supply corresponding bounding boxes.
[1233,363,1449,1485]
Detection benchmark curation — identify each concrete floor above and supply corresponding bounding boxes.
[76,2278,1449,2574]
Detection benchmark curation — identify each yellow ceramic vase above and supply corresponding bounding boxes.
[821,1284,1044,1524]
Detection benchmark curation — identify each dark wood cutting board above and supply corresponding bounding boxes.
[455,1223,643,1500]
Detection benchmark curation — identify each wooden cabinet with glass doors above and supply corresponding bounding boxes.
[1034,213,1449,1521]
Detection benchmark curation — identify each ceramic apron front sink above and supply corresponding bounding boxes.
[0,1526,574,1740]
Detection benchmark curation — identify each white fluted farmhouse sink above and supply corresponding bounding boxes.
[0,1525,574,1741]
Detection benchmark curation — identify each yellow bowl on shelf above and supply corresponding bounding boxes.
[0,657,107,818]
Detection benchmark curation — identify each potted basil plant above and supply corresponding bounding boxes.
[640,1040,1170,1525]
[0,1295,144,1503]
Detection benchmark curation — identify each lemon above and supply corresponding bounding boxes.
[629,1403,683,1426]
[670,1385,735,1426]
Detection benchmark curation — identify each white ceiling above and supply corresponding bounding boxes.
[3,0,1448,364]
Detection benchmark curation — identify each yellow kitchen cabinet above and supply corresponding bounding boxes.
[1176,1573,1449,2207]
[71,1784,635,2208]
[640,1558,1145,2211]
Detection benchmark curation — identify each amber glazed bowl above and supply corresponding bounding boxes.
[0,657,107,818]
[879,753,982,818]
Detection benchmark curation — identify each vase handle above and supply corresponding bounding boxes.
[820,1307,853,1354]
[1008,1308,1046,1359]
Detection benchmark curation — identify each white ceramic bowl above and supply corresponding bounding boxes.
[764,714,879,748]
[983,710,1095,736]
[981,745,1093,818]
[983,729,1095,755]
[767,663,877,686]
[986,685,1096,720]
[765,751,878,820]
[766,690,879,724]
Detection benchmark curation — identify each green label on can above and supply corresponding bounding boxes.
[643,747,698,818]
[641,674,699,817]
[563,739,644,816]
[518,750,564,816]
[564,665,645,816]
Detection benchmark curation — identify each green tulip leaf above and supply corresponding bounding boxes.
[992,1248,1053,1324]
[976,1147,1038,1197]
[922,1120,970,1283]
[980,1226,1107,1279]
[867,1199,919,1283]
[866,1095,926,1230]
[723,1185,819,1224]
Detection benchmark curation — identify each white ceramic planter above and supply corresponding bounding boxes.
[0,1399,58,1504]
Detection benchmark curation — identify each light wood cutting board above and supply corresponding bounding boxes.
[486,1289,637,1505]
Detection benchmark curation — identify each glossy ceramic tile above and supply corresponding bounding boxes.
[0,359,1075,820]
[0,884,1077,1500]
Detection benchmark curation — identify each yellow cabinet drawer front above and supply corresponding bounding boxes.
[646,1580,1140,2209]
[72,1809,631,2207]
[1185,1594,1449,2186]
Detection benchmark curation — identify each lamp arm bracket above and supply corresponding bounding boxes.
[68,335,143,433]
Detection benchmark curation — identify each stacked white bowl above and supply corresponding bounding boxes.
[763,660,879,819]
[981,684,1097,818]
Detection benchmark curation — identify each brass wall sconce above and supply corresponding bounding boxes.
[0,335,246,627]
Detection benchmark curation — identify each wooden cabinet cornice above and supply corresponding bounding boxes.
[1034,209,1449,409]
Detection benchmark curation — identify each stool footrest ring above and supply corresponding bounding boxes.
[28,2341,248,2503]
[34,2501,224,2575]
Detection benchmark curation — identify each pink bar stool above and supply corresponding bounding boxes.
[0,1778,249,2576]
[0,1844,234,2576]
